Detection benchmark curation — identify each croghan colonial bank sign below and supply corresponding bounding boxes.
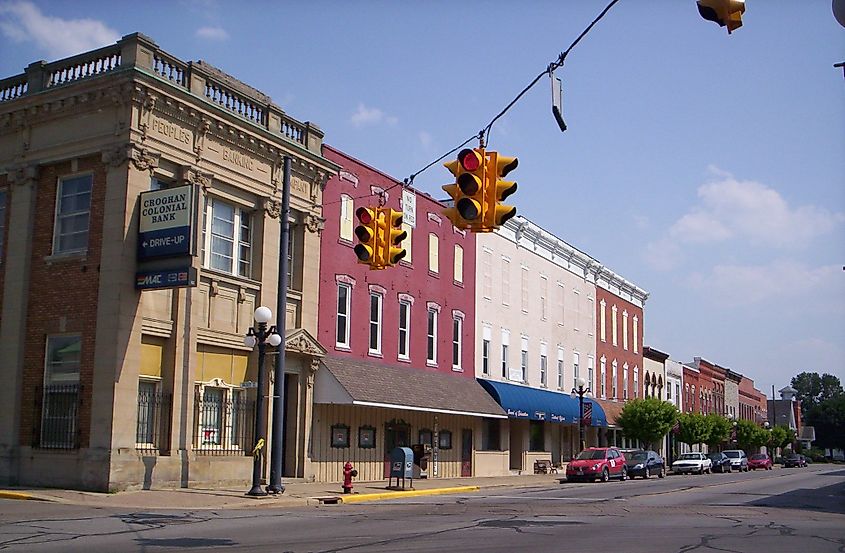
[137,185,194,260]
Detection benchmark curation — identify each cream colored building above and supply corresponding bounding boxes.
[0,33,337,491]
[475,216,606,472]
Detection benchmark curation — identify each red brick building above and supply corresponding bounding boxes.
[689,357,726,415]
[312,145,505,482]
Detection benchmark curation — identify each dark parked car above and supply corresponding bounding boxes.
[783,454,807,468]
[625,450,666,479]
[708,452,733,473]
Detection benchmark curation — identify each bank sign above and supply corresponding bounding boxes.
[136,267,198,290]
[138,185,193,260]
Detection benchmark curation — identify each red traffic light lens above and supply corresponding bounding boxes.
[458,149,481,172]
[356,207,373,224]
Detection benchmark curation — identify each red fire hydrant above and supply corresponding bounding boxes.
[342,461,358,494]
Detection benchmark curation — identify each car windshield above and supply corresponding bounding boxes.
[707,454,723,460]
[750,454,767,460]
[576,450,606,460]
[786,454,799,460]
[629,452,648,461]
[724,451,740,458]
[678,453,700,460]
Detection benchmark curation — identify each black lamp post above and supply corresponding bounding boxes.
[571,377,592,452]
[244,306,282,497]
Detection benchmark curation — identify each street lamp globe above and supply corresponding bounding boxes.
[254,306,273,324]
[243,334,257,348]
[576,377,587,391]
[267,333,282,347]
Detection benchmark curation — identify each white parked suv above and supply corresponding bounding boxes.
[671,452,713,475]
[722,450,749,472]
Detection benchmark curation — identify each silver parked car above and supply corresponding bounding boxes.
[722,449,749,472]
[671,452,713,475]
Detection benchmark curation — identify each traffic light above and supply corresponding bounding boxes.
[484,151,519,229]
[443,148,486,229]
[382,208,407,266]
[353,206,380,267]
[697,0,745,34]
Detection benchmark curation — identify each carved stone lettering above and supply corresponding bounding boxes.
[222,148,255,171]
[151,116,192,145]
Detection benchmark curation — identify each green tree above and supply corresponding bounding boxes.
[735,419,769,452]
[705,414,732,448]
[677,413,710,451]
[769,425,795,453]
[616,398,679,450]
[806,395,845,450]
[791,372,843,415]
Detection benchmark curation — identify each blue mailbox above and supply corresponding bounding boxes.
[388,446,414,489]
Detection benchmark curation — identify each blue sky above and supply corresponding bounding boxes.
[1,0,843,397]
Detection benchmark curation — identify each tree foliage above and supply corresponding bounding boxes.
[617,398,679,450]
[735,419,769,451]
[791,372,843,415]
[705,414,732,447]
[769,425,795,452]
[677,413,711,449]
[805,395,845,450]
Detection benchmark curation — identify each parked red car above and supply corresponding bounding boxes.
[748,453,773,470]
[566,447,628,482]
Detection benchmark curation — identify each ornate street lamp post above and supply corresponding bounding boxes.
[243,306,282,497]
[571,377,592,452]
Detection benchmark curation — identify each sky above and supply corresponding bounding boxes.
[1,0,843,398]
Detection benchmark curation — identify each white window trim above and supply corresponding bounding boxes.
[623,310,629,351]
[398,299,411,360]
[339,194,353,241]
[426,307,438,366]
[451,315,463,371]
[336,282,352,349]
[368,292,383,355]
[204,195,253,278]
[599,299,606,342]
[453,244,464,284]
[428,233,439,274]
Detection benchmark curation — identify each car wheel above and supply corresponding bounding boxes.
[726,465,731,473]
[698,466,704,475]
[658,467,666,478]
[601,468,610,482]
[644,467,650,479]
[621,467,628,481]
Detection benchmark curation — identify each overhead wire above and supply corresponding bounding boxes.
[327,0,621,207]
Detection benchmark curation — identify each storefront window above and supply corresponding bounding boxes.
[331,424,350,448]
[358,425,376,448]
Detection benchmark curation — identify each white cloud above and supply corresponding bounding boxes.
[645,168,844,270]
[418,130,433,149]
[349,103,397,127]
[687,260,842,306]
[0,1,119,59]
[195,26,228,40]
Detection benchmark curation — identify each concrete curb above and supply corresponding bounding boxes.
[339,485,480,504]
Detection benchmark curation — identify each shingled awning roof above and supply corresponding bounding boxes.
[595,398,626,426]
[315,356,507,419]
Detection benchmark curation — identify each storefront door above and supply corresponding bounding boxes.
[461,428,473,477]
[383,419,410,478]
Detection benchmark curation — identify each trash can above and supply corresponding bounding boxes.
[411,444,432,479]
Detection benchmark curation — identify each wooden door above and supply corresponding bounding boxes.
[461,428,473,477]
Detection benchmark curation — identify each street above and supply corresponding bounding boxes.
[1,465,843,553]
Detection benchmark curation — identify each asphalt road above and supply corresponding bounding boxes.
[1,465,843,553]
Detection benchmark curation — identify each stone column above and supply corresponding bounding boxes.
[94,145,157,490]
[0,165,39,485]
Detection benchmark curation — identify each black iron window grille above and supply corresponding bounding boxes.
[33,384,81,450]
[136,383,172,455]
[193,386,254,455]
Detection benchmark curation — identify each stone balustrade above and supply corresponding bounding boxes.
[0,32,323,153]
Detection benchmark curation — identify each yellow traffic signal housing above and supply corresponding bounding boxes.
[442,148,486,229]
[382,208,407,266]
[697,0,745,34]
[484,151,519,229]
[353,206,380,268]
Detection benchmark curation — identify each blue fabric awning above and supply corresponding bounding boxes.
[478,379,607,427]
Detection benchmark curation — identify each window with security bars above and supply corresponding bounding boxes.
[193,386,254,455]
[136,380,171,454]
[36,335,82,449]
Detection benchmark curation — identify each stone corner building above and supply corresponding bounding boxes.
[0,33,338,491]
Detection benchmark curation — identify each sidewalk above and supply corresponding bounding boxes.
[0,473,562,510]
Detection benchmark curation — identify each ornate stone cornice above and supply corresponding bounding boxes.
[131,146,160,174]
[303,213,324,234]
[179,165,213,188]
[264,198,281,219]
[6,164,39,187]
[284,328,327,358]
